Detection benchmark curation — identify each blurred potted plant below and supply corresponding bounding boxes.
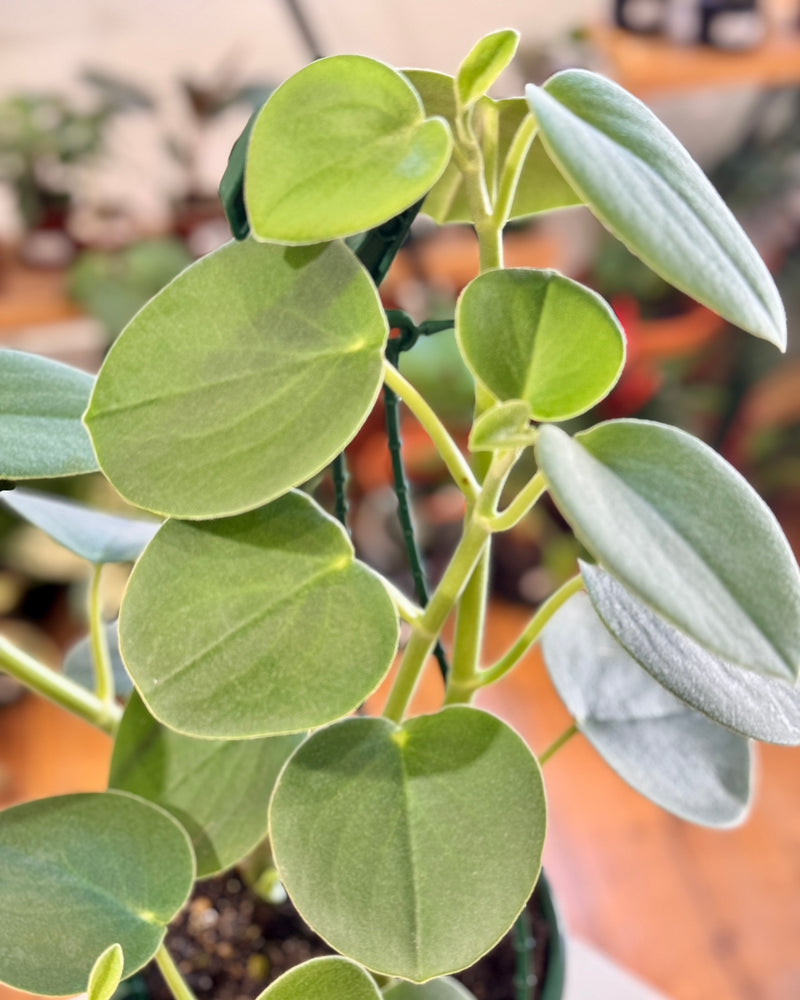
[0,28,798,1000]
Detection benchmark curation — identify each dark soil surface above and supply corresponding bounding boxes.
[141,874,555,1000]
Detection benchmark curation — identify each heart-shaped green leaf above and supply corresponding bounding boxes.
[403,71,579,225]
[120,491,398,738]
[63,621,132,696]
[536,420,800,680]
[1,488,159,563]
[468,399,536,452]
[582,562,800,745]
[270,707,545,982]
[0,790,194,995]
[255,957,381,1000]
[245,55,451,244]
[384,977,477,1000]
[0,349,98,479]
[85,238,388,519]
[87,944,124,1000]
[457,268,625,421]
[109,691,304,876]
[541,592,752,826]
[527,70,785,347]
[456,29,519,107]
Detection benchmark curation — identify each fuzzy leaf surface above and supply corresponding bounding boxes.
[456,29,519,107]
[384,977,477,1000]
[245,55,451,244]
[457,268,625,420]
[536,420,800,679]
[582,562,800,744]
[270,708,545,982]
[109,691,303,876]
[0,791,194,995]
[255,957,381,1000]
[87,944,124,1000]
[541,592,752,826]
[0,350,97,478]
[0,488,159,563]
[527,70,785,346]
[85,239,387,519]
[468,400,536,452]
[120,491,398,738]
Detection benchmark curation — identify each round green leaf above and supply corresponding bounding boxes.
[0,790,194,995]
[582,562,800,745]
[541,591,752,826]
[87,944,124,1000]
[245,55,452,244]
[468,399,537,453]
[1,488,159,563]
[0,349,98,478]
[270,707,545,982]
[403,71,579,225]
[384,977,477,1000]
[256,957,380,1000]
[456,29,519,108]
[536,420,800,680]
[85,238,388,519]
[109,691,304,876]
[120,491,398,738]
[456,269,625,421]
[63,621,132,696]
[527,70,785,347]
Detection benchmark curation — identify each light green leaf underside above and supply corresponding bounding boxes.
[87,944,124,1000]
[270,707,545,982]
[536,420,800,680]
[63,620,132,696]
[109,691,304,876]
[456,29,519,107]
[120,491,398,738]
[469,399,536,452]
[582,562,800,745]
[85,239,388,519]
[456,268,625,421]
[0,791,194,995]
[255,957,381,1000]
[0,349,98,478]
[245,54,452,244]
[527,69,785,347]
[541,592,752,826]
[402,71,580,224]
[384,976,477,1000]
[0,487,159,563]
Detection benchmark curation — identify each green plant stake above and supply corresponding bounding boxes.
[0,27,797,1000]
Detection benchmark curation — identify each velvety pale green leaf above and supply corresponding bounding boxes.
[384,978,477,1000]
[527,70,785,346]
[245,55,451,244]
[457,269,625,421]
[0,488,159,563]
[468,399,536,452]
[456,29,519,107]
[541,592,752,826]
[109,691,304,876]
[403,71,579,224]
[536,420,800,679]
[582,562,800,745]
[120,491,398,738]
[63,621,132,696]
[87,944,124,1000]
[0,349,98,478]
[0,790,194,995]
[270,707,545,982]
[85,239,387,519]
[256,957,381,1000]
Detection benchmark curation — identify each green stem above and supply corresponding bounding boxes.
[446,541,491,702]
[493,114,537,229]
[154,944,199,1000]
[383,360,478,500]
[490,469,546,533]
[88,563,115,706]
[381,578,423,625]
[477,573,584,688]
[0,635,121,734]
[539,722,579,765]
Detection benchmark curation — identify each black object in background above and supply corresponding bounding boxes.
[699,0,765,49]
[614,0,667,33]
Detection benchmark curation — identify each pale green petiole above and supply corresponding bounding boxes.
[539,722,579,765]
[492,113,537,229]
[154,944,199,1000]
[88,562,115,706]
[490,469,546,532]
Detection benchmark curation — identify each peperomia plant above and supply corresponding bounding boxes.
[1,27,799,1000]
